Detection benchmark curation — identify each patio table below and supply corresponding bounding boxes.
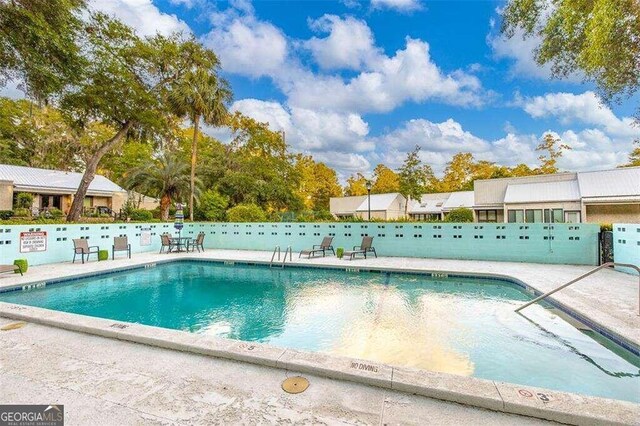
[170,237,192,253]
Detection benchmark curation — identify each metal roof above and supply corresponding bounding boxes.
[0,164,125,195]
[355,193,403,211]
[442,191,475,210]
[577,167,640,198]
[408,193,450,214]
[504,180,580,203]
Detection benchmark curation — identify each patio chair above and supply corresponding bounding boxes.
[72,239,99,264]
[343,236,377,260]
[0,264,22,276]
[299,236,335,258]
[159,233,175,253]
[190,232,205,253]
[112,236,131,260]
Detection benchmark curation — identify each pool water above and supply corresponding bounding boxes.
[1,261,638,402]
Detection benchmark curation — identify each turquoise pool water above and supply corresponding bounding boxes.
[1,261,638,402]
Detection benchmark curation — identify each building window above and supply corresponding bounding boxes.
[411,213,440,221]
[507,210,524,223]
[565,211,581,223]
[525,209,543,223]
[477,210,498,223]
[543,208,564,223]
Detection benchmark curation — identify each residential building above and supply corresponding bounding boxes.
[0,164,158,214]
[330,167,640,223]
[329,193,407,220]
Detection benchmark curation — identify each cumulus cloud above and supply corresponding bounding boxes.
[304,15,379,71]
[520,91,639,138]
[371,0,422,13]
[90,0,190,36]
[202,13,288,78]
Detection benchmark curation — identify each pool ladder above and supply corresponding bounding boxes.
[270,245,292,268]
[515,262,640,315]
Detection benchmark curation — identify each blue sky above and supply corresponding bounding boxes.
[5,0,639,178]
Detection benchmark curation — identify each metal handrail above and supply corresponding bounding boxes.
[282,246,292,267]
[270,246,280,268]
[515,262,640,315]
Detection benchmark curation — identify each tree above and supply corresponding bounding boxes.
[536,133,571,174]
[226,203,267,222]
[0,0,86,101]
[501,0,640,120]
[126,153,195,221]
[344,173,368,196]
[435,152,476,192]
[61,15,220,221]
[294,155,342,210]
[371,164,400,194]
[397,146,434,214]
[621,142,640,167]
[167,42,232,221]
[195,189,228,221]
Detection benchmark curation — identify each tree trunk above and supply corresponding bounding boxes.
[66,121,132,222]
[160,194,171,221]
[190,114,199,221]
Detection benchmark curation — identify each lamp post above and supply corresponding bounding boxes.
[365,180,372,221]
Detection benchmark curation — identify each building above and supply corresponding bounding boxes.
[0,164,158,215]
[330,167,640,223]
[329,193,407,220]
[474,167,640,223]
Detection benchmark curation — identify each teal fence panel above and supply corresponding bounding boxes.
[0,222,600,266]
[613,223,640,274]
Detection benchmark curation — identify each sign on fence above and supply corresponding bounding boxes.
[19,231,47,253]
[140,228,151,246]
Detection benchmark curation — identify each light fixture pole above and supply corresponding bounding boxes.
[365,180,372,221]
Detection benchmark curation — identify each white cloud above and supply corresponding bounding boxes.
[202,13,288,78]
[90,0,190,36]
[371,0,422,13]
[521,91,639,138]
[305,15,379,71]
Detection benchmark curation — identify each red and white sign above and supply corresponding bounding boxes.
[20,231,47,253]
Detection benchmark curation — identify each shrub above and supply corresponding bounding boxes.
[16,193,34,209]
[98,250,109,261]
[444,208,474,223]
[48,208,64,218]
[0,210,13,220]
[129,209,153,221]
[226,203,267,222]
[13,259,28,274]
[13,208,30,217]
[336,248,344,259]
[195,190,228,221]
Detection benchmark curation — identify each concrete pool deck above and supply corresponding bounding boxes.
[1,250,639,424]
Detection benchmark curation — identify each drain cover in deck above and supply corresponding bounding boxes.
[282,376,309,394]
[1,322,26,331]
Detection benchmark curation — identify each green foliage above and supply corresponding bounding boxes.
[13,208,30,217]
[0,0,86,101]
[98,249,108,261]
[15,193,34,208]
[398,146,433,206]
[336,248,344,259]
[599,223,613,232]
[444,208,474,223]
[0,210,13,220]
[344,173,368,196]
[501,0,640,118]
[195,190,228,221]
[13,259,28,274]
[47,208,64,218]
[226,203,267,222]
[536,133,571,174]
[372,164,400,194]
[294,155,342,210]
[129,209,153,221]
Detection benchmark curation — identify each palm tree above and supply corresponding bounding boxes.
[126,153,199,221]
[168,47,232,221]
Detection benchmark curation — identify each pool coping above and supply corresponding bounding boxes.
[1,258,639,425]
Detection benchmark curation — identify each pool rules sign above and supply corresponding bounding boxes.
[19,231,47,253]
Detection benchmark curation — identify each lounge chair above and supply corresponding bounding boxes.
[159,233,175,253]
[343,236,377,260]
[112,236,131,260]
[190,232,205,253]
[0,264,22,276]
[72,239,99,264]
[299,236,335,258]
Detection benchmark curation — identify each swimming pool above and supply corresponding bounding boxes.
[1,261,638,402]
